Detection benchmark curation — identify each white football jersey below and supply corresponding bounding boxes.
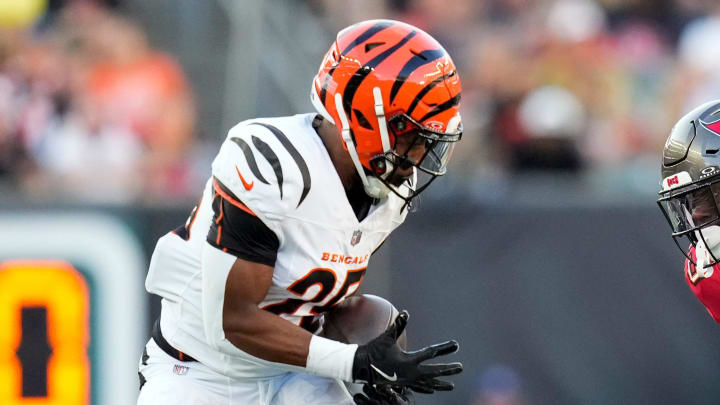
[145,113,410,380]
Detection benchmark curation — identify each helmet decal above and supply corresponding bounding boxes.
[425,121,445,131]
[700,166,720,179]
[661,171,692,191]
[701,119,720,136]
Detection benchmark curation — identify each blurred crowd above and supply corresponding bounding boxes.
[0,0,195,203]
[3,0,720,203]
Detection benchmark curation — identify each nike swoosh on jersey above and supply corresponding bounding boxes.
[370,364,398,382]
[235,166,254,190]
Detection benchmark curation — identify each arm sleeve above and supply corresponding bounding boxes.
[206,179,280,266]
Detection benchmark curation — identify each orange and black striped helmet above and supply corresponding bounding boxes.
[310,19,462,202]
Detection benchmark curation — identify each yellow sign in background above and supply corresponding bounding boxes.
[0,260,90,405]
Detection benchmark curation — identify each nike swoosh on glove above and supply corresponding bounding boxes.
[351,310,462,393]
[353,384,415,405]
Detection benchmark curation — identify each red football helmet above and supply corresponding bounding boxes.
[310,19,462,205]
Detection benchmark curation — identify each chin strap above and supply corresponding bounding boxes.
[334,92,390,199]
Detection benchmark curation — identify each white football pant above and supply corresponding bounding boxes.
[137,339,354,405]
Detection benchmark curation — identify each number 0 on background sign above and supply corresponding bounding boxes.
[0,261,90,405]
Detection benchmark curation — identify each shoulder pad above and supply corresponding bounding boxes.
[212,120,312,222]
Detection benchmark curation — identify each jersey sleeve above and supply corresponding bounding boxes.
[685,246,720,322]
[211,120,310,239]
[207,183,280,266]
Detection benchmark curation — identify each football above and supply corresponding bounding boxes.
[322,294,407,349]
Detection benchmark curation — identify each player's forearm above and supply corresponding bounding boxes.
[202,244,356,380]
[223,304,311,366]
[222,306,357,381]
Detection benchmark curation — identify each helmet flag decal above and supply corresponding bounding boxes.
[661,171,692,191]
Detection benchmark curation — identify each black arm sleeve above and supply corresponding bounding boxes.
[206,193,280,267]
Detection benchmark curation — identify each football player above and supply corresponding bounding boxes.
[658,100,720,322]
[137,19,463,405]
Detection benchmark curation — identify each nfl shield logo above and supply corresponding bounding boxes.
[173,364,189,375]
[351,230,362,246]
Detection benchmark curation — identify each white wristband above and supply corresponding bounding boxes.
[306,335,357,382]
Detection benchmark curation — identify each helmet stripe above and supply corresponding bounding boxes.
[417,94,461,123]
[318,65,338,105]
[389,49,445,104]
[340,20,396,55]
[406,71,456,116]
[342,30,418,123]
[367,31,417,71]
[319,21,396,106]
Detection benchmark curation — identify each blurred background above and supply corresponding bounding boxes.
[1,0,720,404]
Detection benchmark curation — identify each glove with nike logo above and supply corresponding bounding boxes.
[351,311,462,393]
[353,384,415,405]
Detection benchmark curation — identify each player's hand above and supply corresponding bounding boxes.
[353,384,415,405]
[351,311,462,392]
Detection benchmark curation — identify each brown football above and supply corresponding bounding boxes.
[321,294,407,349]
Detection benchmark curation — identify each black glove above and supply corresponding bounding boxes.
[352,311,462,392]
[353,384,415,405]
